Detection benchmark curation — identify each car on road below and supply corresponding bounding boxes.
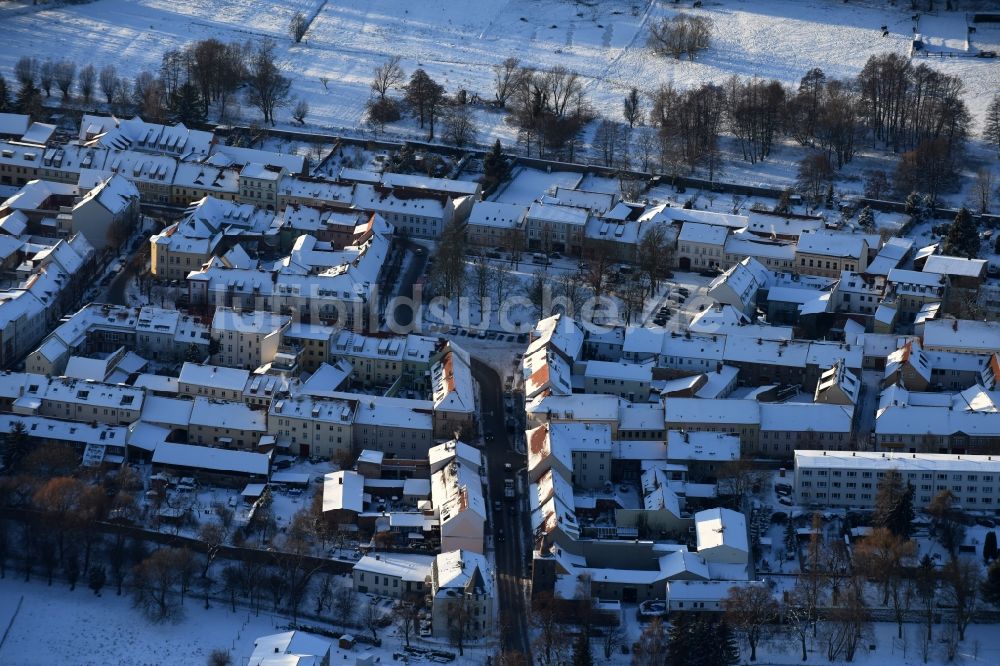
[484,432,495,442]
[494,500,502,511]
[497,529,505,542]
[504,463,512,473]
[504,478,515,499]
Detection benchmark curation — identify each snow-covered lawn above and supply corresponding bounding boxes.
[2,0,995,142]
[0,576,496,665]
[0,576,301,665]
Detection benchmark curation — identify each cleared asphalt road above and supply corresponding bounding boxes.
[472,357,531,657]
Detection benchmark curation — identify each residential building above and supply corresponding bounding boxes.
[465,201,526,248]
[430,550,494,639]
[352,553,434,599]
[211,307,290,371]
[268,395,355,460]
[66,174,141,252]
[795,230,869,278]
[524,202,587,256]
[794,449,1000,509]
[677,222,730,271]
[188,396,267,449]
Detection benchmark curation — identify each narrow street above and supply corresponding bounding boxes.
[472,357,531,657]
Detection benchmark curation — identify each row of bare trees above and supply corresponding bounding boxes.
[365,56,477,146]
[9,37,294,127]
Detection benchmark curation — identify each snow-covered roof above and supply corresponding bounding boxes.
[694,507,748,554]
[550,186,616,213]
[679,221,730,245]
[351,393,433,430]
[708,257,771,310]
[0,413,125,448]
[745,209,824,238]
[434,550,492,597]
[432,343,474,413]
[189,397,266,432]
[20,122,55,146]
[0,113,30,136]
[688,306,793,340]
[467,200,526,229]
[639,203,747,229]
[323,470,365,513]
[382,172,480,197]
[249,631,330,666]
[724,232,797,261]
[354,553,434,582]
[212,144,305,173]
[619,402,665,431]
[211,307,289,335]
[79,115,213,160]
[428,439,482,473]
[526,202,588,226]
[152,442,270,476]
[923,319,1000,353]
[923,254,987,278]
[584,360,651,383]
[796,230,866,258]
[759,403,853,433]
[665,398,759,425]
[795,449,1000,473]
[888,268,945,289]
[269,395,355,425]
[530,469,579,540]
[525,392,621,422]
[528,313,585,360]
[44,376,143,411]
[3,179,77,211]
[666,431,740,462]
[179,362,251,392]
[668,579,762,602]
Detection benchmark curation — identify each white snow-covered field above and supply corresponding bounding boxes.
[0,576,300,665]
[0,575,495,665]
[1,0,997,141]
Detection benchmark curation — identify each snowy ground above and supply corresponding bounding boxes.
[2,0,996,153]
[0,576,494,665]
[0,576,310,666]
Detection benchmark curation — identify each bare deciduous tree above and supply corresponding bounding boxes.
[132,547,183,622]
[78,64,96,105]
[244,39,291,125]
[797,152,834,206]
[442,102,477,147]
[623,87,643,127]
[724,584,778,661]
[493,56,523,107]
[98,64,118,106]
[53,61,75,100]
[331,578,356,630]
[292,98,309,125]
[942,557,980,641]
[14,57,38,89]
[974,168,994,214]
[289,12,308,43]
[38,59,54,97]
[371,56,404,101]
[648,14,712,60]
